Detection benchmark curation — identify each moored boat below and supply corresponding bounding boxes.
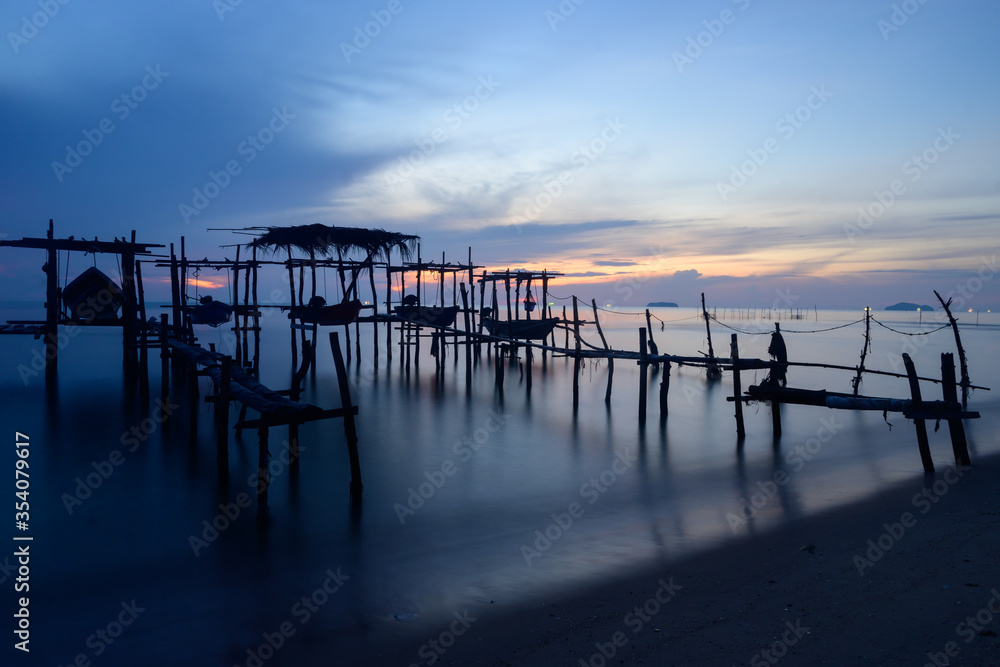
[189,296,234,327]
[289,297,362,326]
[62,266,125,322]
[393,304,460,327]
[483,317,561,340]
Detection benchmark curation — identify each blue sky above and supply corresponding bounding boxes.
[2,0,998,308]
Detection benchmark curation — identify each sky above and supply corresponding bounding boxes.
[1,0,998,309]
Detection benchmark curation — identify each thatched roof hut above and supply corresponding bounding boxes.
[246,224,419,261]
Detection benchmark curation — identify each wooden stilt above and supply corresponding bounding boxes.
[591,299,613,404]
[731,334,745,438]
[659,361,670,420]
[572,297,581,408]
[461,283,472,386]
[852,307,871,395]
[902,353,934,473]
[159,314,169,396]
[330,332,362,498]
[369,260,379,368]
[639,328,648,425]
[941,353,971,466]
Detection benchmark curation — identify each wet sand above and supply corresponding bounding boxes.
[340,453,1000,666]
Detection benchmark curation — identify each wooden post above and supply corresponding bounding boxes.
[135,259,149,396]
[159,314,170,395]
[702,293,720,380]
[121,233,137,370]
[44,221,59,376]
[563,305,569,350]
[941,353,971,466]
[232,246,242,367]
[902,353,934,473]
[461,283,472,385]
[638,328,648,424]
[591,299,614,404]
[514,275,521,321]
[645,308,658,370]
[504,270,512,321]
[934,290,971,407]
[541,271,549,356]
[385,259,393,362]
[659,361,670,421]
[286,253,297,364]
[731,334,745,438]
[369,260,379,368]
[251,244,260,375]
[330,332,362,498]
[572,297,581,408]
[852,307,871,396]
[169,244,182,342]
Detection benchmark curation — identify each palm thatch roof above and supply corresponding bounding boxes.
[246,224,419,260]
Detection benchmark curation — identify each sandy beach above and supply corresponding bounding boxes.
[344,452,1000,666]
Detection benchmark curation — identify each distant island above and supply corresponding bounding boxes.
[647,301,678,308]
[885,302,934,311]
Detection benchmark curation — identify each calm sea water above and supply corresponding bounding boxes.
[1,302,997,665]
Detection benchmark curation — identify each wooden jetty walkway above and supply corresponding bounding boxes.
[1,220,992,514]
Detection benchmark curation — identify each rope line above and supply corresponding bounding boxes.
[870,318,951,336]
[708,316,865,335]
